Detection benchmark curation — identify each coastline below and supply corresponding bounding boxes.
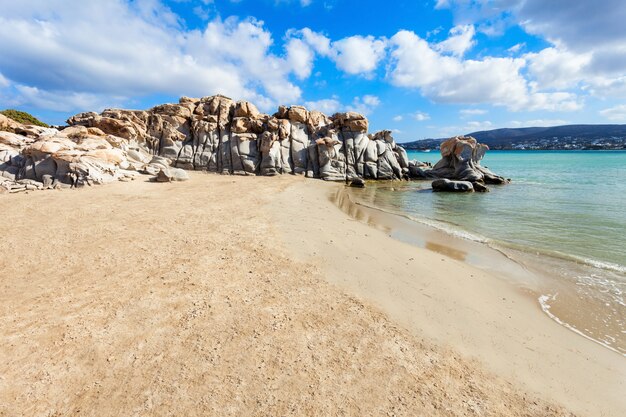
[339,182,626,356]
[0,173,623,416]
[269,178,626,417]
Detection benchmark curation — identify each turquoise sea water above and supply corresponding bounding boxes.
[348,150,626,355]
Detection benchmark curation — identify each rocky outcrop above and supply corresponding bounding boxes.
[0,96,506,194]
[407,136,508,191]
[0,121,153,193]
[63,95,413,182]
[408,136,507,183]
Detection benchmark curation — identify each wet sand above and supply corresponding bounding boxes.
[343,180,626,356]
[0,173,622,416]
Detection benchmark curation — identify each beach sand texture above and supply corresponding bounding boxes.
[0,173,622,416]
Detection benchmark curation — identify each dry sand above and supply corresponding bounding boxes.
[0,173,622,416]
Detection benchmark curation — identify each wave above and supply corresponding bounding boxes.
[349,198,490,243]
[490,240,626,276]
[348,194,626,281]
[538,294,625,357]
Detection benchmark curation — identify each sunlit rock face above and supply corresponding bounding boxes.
[1,97,506,194]
[408,136,508,187]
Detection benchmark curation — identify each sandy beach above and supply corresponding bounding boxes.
[1,173,624,416]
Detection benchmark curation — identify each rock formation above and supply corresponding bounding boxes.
[0,96,506,194]
[64,96,414,182]
[0,113,153,193]
[408,136,507,184]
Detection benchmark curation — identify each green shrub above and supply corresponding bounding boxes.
[0,109,49,127]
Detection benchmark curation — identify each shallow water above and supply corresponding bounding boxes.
[347,150,626,356]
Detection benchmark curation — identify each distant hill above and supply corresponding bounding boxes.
[401,124,626,150]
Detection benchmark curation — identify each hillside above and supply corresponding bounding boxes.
[0,109,49,127]
[401,124,626,150]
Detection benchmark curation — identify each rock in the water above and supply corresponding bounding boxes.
[472,182,490,192]
[408,136,507,184]
[432,179,474,192]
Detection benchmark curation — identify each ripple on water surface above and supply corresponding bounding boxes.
[346,150,626,355]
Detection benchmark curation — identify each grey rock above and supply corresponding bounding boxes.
[155,167,189,183]
[42,174,54,189]
[409,136,507,184]
[432,179,474,192]
[472,182,490,192]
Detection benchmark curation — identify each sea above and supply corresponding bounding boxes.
[345,150,626,356]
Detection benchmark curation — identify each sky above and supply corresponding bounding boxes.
[1,0,626,141]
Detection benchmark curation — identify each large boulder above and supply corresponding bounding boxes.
[0,114,21,133]
[234,101,260,118]
[317,134,346,182]
[290,121,310,176]
[259,131,282,176]
[409,136,507,184]
[432,179,475,192]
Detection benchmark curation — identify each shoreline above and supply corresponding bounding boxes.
[1,173,623,416]
[338,183,626,356]
[270,178,626,416]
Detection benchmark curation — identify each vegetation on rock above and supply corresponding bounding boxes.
[0,109,49,127]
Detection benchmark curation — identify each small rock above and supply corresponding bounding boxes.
[42,175,54,189]
[156,169,172,183]
[155,168,189,183]
[471,182,489,192]
[349,178,366,188]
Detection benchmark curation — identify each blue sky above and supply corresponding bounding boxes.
[1,0,626,141]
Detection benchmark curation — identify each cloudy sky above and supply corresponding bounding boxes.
[1,0,625,140]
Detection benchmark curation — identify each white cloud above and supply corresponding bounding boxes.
[304,97,341,114]
[507,43,525,54]
[0,2,310,112]
[525,47,592,90]
[349,95,380,115]
[13,85,126,113]
[460,108,488,117]
[585,76,626,99]
[388,30,582,112]
[0,72,9,88]
[524,46,626,101]
[275,0,314,6]
[435,25,475,57]
[297,28,332,56]
[287,29,387,77]
[523,91,582,112]
[599,105,626,122]
[435,0,626,101]
[466,120,493,130]
[285,37,316,79]
[438,120,494,137]
[510,0,626,52]
[413,111,430,121]
[304,94,381,116]
[393,115,403,121]
[331,36,387,75]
